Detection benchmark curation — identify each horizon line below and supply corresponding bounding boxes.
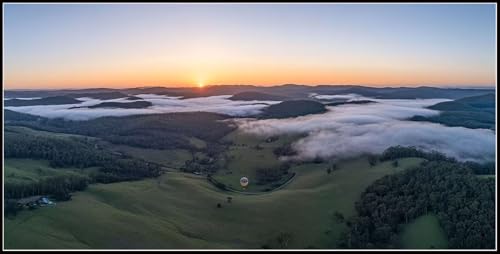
[3,83,497,91]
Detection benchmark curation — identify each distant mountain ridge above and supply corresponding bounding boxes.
[5,96,82,107]
[5,85,494,101]
[228,91,289,101]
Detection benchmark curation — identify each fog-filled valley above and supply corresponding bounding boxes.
[3,85,496,249]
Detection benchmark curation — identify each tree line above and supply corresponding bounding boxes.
[4,129,162,202]
[338,160,495,249]
[380,145,494,174]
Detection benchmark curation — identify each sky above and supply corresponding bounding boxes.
[3,3,497,89]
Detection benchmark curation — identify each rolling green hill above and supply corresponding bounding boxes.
[4,156,424,249]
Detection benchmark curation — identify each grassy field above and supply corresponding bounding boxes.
[4,156,424,249]
[213,131,302,192]
[5,159,96,184]
[477,174,495,179]
[400,214,449,249]
[100,142,193,169]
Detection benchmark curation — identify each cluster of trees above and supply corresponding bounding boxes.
[5,130,108,168]
[327,164,338,174]
[5,174,89,200]
[4,128,162,201]
[380,146,494,174]
[380,146,454,163]
[273,144,297,157]
[182,153,218,174]
[91,159,162,183]
[255,168,283,185]
[338,160,495,249]
[255,163,291,185]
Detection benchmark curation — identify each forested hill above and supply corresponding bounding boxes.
[4,109,41,121]
[340,160,495,249]
[410,93,495,130]
[73,101,152,109]
[429,93,495,111]
[4,126,163,200]
[228,91,288,101]
[259,100,327,119]
[5,96,82,106]
[5,111,236,151]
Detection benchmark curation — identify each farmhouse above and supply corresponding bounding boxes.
[16,196,54,208]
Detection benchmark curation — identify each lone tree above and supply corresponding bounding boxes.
[368,155,378,167]
[227,197,232,203]
[217,203,222,208]
[327,168,332,174]
[332,163,338,170]
[392,160,399,167]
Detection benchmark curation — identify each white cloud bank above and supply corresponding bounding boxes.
[4,93,495,162]
[4,94,282,121]
[236,97,495,162]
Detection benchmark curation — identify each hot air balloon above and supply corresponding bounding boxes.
[240,177,249,189]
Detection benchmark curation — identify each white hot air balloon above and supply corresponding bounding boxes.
[240,177,249,189]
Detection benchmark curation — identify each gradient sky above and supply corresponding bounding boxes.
[3,3,497,89]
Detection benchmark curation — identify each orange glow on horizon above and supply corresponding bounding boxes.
[3,50,496,90]
[4,64,495,90]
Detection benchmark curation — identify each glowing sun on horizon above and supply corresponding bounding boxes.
[198,82,205,88]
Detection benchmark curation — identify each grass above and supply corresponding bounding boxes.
[400,214,449,249]
[188,137,207,149]
[4,159,96,185]
[100,142,193,169]
[214,130,303,192]
[4,156,424,249]
[477,174,495,179]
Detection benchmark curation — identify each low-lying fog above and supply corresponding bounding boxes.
[5,93,495,163]
[4,94,282,120]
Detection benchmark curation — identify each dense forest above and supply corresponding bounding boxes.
[6,111,236,151]
[338,160,495,249]
[259,100,327,119]
[4,127,162,201]
[380,145,495,175]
